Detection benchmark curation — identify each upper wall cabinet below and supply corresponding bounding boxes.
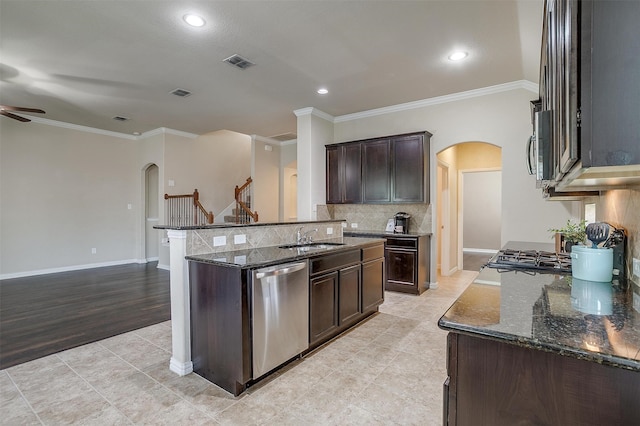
[537,0,640,193]
[326,131,431,204]
[326,142,362,204]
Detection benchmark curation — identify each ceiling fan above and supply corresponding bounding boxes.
[0,105,46,122]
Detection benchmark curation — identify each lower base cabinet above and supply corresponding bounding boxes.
[444,332,640,425]
[309,243,385,349]
[189,241,386,396]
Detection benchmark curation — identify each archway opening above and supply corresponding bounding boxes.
[436,142,502,275]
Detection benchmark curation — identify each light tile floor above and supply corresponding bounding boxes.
[1,271,476,425]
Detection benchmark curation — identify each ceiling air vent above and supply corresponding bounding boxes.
[112,116,129,121]
[170,88,192,97]
[223,54,255,70]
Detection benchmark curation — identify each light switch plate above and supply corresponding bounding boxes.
[633,258,640,278]
[326,228,333,235]
[213,236,226,246]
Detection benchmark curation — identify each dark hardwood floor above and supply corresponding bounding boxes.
[0,262,170,370]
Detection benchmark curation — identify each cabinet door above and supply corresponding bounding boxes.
[392,134,425,203]
[362,139,391,203]
[326,146,342,204]
[386,248,416,287]
[310,272,338,344]
[343,143,362,203]
[338,265,361,326]
[362,258,384,312]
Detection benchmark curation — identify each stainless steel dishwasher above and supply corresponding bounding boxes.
[251,260,309,378]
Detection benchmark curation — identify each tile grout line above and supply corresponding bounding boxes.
[5,369,46,425]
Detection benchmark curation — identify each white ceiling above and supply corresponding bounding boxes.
[0,0,542,138]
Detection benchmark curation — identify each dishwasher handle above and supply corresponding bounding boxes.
[255,262,307,279]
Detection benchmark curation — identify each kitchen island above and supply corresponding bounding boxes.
[186,236,385,395]
[438,249,640,425]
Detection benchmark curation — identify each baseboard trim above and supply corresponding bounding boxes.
[170,358,193,376]
[157,263,170,271]
[463,248,499,254]
[1,259,141,280]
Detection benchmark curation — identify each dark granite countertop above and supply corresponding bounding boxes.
[185,237,385,269]
[439,259,640,372]
[155,219,344,231]
[343,229,432,238]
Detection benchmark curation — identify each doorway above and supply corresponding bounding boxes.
[144,164,159,261]
[436,142,502,275]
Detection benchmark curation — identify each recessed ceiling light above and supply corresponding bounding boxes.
[317,88,328,95]
[448,51,468,61]
[183,14,205,27]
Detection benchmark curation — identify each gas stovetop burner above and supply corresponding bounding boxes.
[487,249,571,273]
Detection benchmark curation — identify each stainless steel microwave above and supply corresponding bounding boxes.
[527,110,552,188]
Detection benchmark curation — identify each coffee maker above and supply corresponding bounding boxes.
[604,226,627,278]
[394,212,411,234]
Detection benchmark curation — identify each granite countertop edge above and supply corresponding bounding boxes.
[154,219,345,230]
[438,317,640,372]
[343,229,433,237]
[185,237,385,269]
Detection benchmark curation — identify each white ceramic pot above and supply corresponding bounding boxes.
[570,246,613,282]
[570,277,613,315]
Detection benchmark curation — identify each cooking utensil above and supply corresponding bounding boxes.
[586,222,609,248]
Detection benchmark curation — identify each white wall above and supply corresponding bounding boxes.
[333,88,577,245]
[252,136,280,223]
[0,120,251,277]
[463,170,502,250]
[164,129,251,219]
[0,120,139,276]
[295,109,334,220]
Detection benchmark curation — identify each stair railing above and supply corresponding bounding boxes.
[235,177,258,223]
[164,189,214,226]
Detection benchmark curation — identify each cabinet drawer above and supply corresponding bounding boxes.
[385,237,418,249]
[362,244,384,262]
[310,249,360,276]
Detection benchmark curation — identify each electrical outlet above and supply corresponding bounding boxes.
[213,236,226,247]
[234,234,246,244]
[341,222,347,228]
[351,223,358,228]
[633,258,640,278]
[326,228,333,235]
[91,248,97,254]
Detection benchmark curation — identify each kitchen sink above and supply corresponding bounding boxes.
[278,242,346,250]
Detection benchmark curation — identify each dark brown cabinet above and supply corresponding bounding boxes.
[391,134,427,203]
[537,0,640,192]
[444,332,640,425]
[326,131,431,204]
[337,265,361,326]
[385,235,429,295]
[308,242,385,348]
[362,139,392,203]
[309,271,339,344]
[361,245,385,312]
[326,143,362,204]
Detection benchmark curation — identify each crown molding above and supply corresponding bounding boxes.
[334,80,540,123]
[141,127,198,139]
[293,107,334,122]
[21,116,198,140]
[23,116,138,139]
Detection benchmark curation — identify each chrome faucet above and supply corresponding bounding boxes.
[296,226,317,244]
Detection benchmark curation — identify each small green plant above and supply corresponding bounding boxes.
[548,219,587,244]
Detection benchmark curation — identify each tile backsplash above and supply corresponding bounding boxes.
[318,204,432,233]
[185,221,345,256]
[598,187,640,282]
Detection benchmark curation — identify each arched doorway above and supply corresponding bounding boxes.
[144,164,159,262]
[436,142,502,275]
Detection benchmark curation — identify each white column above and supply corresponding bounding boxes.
[167,229,193,376]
